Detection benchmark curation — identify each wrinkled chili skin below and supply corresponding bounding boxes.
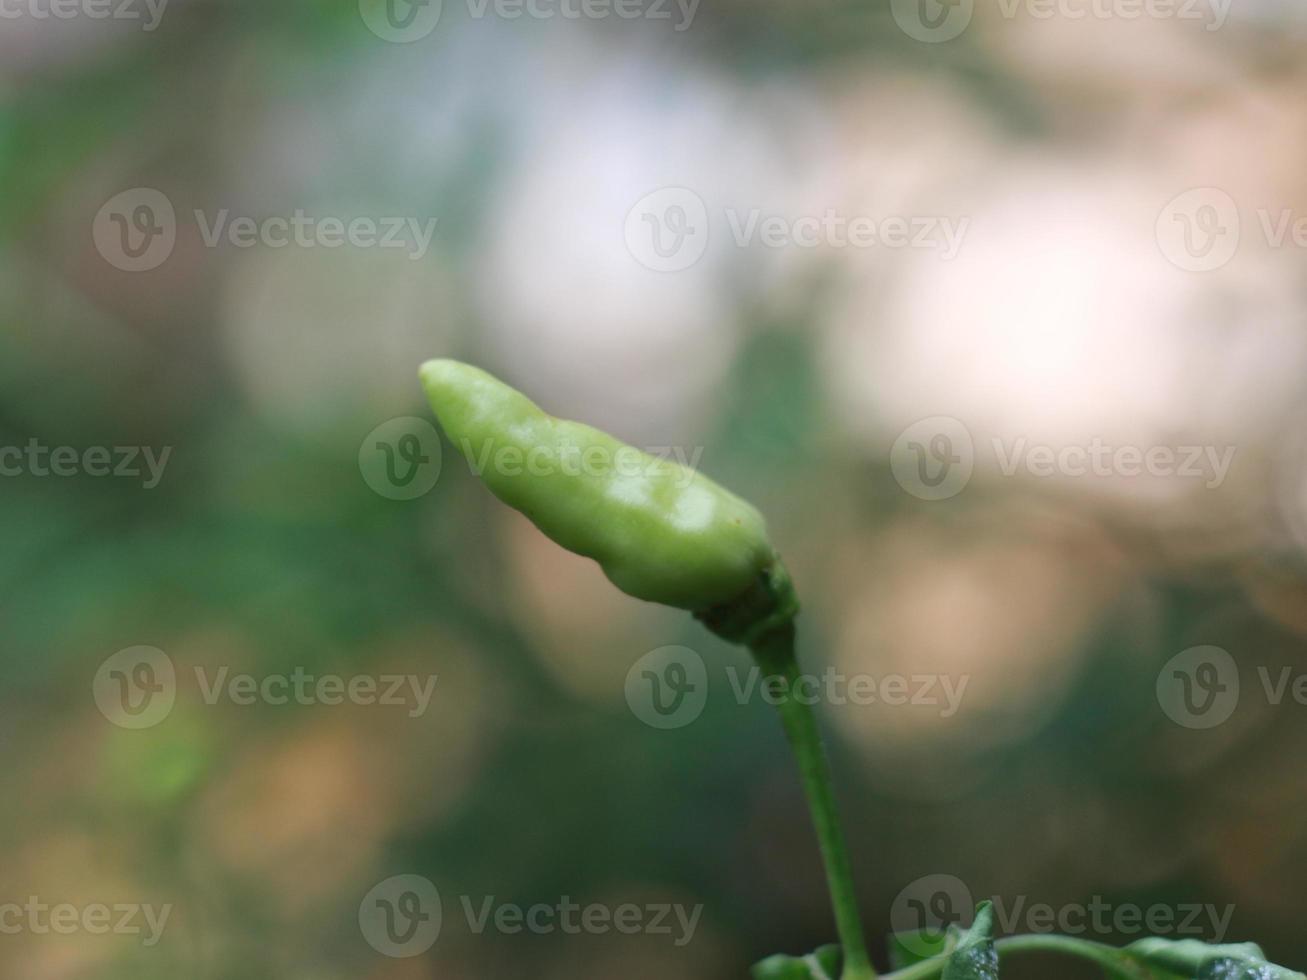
[420,359,785,613]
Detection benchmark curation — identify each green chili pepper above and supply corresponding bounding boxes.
[420,359,875,979]
[419,359,797,643]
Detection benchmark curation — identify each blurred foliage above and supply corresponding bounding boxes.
[4,2,1307,979]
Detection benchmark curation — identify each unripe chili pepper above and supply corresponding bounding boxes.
[419,359,797,643]
[420,360,877,979]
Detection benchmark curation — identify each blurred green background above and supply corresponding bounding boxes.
[4,1,1307,977]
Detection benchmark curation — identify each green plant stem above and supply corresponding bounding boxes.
[997,935,1161,978]
[751,625,875,980]
[881,934,1181,980]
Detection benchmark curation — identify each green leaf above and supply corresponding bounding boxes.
[751,944,842,979]
[1125,938,1306,979]
[941,903,999,980]
[888,928,953,969]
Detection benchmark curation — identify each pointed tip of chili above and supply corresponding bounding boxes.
[419,358,543,445]
[418,357,483,395]
[419,357,504,415]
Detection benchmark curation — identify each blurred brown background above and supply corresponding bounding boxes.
[3,1,1307,977]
